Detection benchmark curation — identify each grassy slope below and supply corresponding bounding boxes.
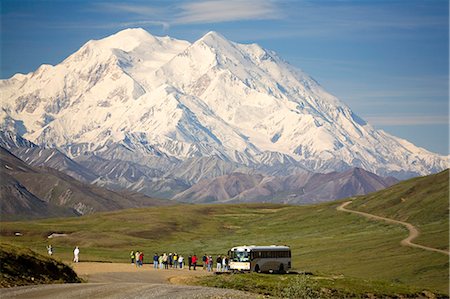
[349,169,449,250]
[0,170,448,295]
[0,243,81,287]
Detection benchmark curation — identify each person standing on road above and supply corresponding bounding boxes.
[130,250,135,264]
[73,246,80,263]
[192,254,197,270]
[216,255,222,272]
[140,251,144,266]
[135,251,140,267]
[188,255,192,270]
[207,255,213,272]
[163,253,169,269]
[178,255,184,269]
[222,256,227,272]
[168,253,173,268]
[153,253,159,269]
[159,254,163,269]
[202,254,207,270]
[224,255,229,271]
[173,253,178,269]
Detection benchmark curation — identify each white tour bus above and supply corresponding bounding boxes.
[228,245,291,273]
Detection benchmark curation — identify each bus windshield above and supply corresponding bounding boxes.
[231,250,250,262]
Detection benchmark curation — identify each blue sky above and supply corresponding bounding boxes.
[1,0,448,155]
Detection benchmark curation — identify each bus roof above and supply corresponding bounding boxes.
[230,245,290,251]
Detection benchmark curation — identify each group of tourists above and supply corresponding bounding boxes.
[129,251,230,272]
[202,254,229,272]
[152,252,185,269]
[130,250,145,267]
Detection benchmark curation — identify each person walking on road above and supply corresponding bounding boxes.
[130,250,135,264]
[73,246,80,263]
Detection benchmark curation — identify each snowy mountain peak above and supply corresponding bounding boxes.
[93,27,159,52]
[198,31,228,44]
[0,28,447,179]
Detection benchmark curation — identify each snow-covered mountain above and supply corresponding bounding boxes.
[1,28,447,178]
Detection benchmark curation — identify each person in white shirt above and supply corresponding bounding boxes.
[178,255,184,269]
[73,246,80,263]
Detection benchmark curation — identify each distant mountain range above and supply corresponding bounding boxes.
[1,131,398,219]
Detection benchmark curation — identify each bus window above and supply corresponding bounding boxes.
[231,250,250,262]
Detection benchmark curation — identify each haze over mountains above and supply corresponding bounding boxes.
[0,28,447,214]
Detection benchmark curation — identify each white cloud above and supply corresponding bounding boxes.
[365,115,449,126]
[93,1,282,29]
[97,3,162,16]
[175,0,282,24]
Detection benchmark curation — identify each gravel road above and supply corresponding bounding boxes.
[0,263,260,299]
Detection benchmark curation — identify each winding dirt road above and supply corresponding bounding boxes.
[0,263,258,299]
[337,201,450,256]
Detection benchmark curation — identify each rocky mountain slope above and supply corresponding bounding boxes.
[0,28,446,181]
[0,146,170,220]
[173,168,398,204]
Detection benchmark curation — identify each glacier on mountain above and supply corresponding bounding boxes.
[1,28,447,179]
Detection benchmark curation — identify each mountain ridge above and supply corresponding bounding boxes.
[173,168,398,204]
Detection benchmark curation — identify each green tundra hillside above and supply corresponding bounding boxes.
[350,169,449,251]
[0,170,448,295]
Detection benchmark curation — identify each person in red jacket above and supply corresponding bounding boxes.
[192,254,197,270]
[139,251,144,266]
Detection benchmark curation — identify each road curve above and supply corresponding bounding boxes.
[337,201,449,256]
